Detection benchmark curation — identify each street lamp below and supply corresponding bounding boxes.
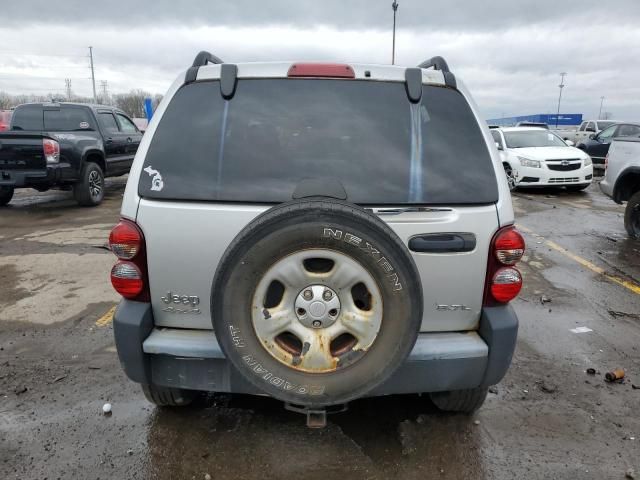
[555,72,567,128]
[391,1,399,65]
[598,96,605,120]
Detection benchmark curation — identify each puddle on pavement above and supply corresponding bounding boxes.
[145,393,485,479]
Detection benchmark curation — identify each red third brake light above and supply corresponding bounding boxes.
[484,226,525,306]
[109,219,149,301]
[287,63,355,78]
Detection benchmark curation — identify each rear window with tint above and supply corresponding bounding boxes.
[11,105,44,131]
[44,107,94,131]
[140,79,498,205]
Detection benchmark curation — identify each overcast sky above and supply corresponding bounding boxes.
[1,0,639,120]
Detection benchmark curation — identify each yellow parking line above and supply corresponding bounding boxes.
[517,225,640,296]
[95,305,116,327]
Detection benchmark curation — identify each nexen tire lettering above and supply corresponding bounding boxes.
[242,355,325,396]
[322,227,403,291]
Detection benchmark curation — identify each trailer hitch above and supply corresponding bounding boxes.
[284,402,348,428]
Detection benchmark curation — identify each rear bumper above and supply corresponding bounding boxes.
[600,177,614,199]
[0,163,71,187]
[113,300,518,396]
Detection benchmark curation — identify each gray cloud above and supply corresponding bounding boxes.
[3,0,640,30]
[0,1,639,121]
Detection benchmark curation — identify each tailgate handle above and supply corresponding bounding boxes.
[409,233,476,253]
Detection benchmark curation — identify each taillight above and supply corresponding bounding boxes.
[109,219,149,301]
[494,228,525,265]
[111,262,144,298]
[484,226,525,305]
[109,221,142,259]
[490,268,523,303]
[43,138,60,164]
[287,63,355,78]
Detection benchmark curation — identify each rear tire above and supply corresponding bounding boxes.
[565,184,589,192]
[430,386,489,413]
[73,162,104,206]
[0,186,14,206]
[141,384,196,407]
[212,198,423,407]
[624,191,640,239]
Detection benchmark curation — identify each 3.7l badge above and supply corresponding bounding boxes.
[161,291,201,314]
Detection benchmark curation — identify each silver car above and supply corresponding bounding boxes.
[108,52,524,426]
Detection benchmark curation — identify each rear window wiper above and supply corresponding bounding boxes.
[371,206,452,215]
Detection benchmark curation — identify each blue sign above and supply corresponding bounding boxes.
[144,97,153,121]
[487,113,582,127]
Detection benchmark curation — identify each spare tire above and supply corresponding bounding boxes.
[212,198,423,407]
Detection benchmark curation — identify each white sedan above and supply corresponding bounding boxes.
[491,127,593,191]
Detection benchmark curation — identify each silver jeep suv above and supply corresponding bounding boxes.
[108,52,524,425]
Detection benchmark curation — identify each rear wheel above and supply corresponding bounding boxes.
[0,186,14,206]
[141,384,196,407]
[73,162,105,206]
[430,386,489,413]
[624,191,640,239]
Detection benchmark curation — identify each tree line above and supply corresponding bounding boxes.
[0,90,163,118]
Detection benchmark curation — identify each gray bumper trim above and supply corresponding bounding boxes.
[143,328,488,361]
[114,300,518,395]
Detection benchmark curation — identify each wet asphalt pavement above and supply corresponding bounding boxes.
[1,177,640,479]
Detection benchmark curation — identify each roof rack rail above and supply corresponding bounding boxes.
[417,56,457,89]
[185,50,224,84]
[192,50,224,67]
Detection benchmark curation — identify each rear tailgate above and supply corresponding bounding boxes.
[0,132,47,171]
[137,201,497,331]
[133,74,501,332]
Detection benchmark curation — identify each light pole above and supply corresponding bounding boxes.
[598,96,605,120]
[391,1,398,65]
[88,46,97,104]
[555,72,567,128]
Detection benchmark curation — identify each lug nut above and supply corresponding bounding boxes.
[297,308,306,316]
[323,290,332,301]
[312,320,322,328]
[303,289,313,300]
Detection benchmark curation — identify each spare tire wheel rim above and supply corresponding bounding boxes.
[252,248,383,373]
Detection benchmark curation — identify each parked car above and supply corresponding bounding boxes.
[0,110,12,131]
[108,52,524,425]
[556,119,618,144]
[0,102,141,206]
[600,137,640,238]
[491,127,593,191]
[576,122,640,166]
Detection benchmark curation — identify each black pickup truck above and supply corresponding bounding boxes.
[0,102,142,206]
